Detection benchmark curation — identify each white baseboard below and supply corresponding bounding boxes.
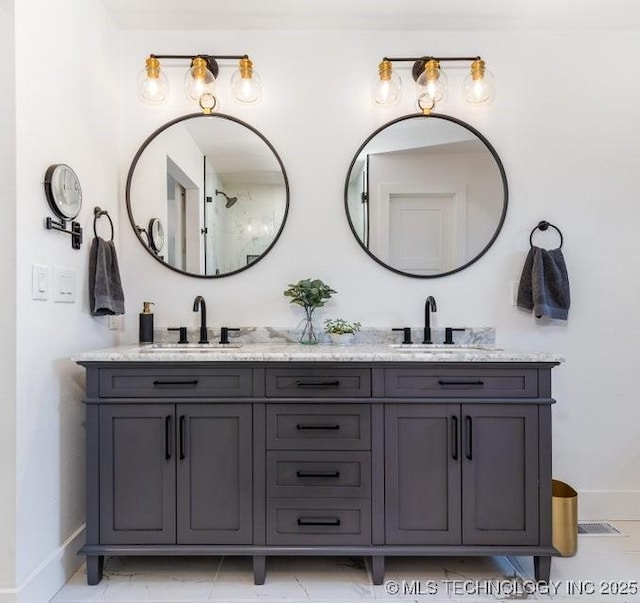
[0,525,85,603]
[578,490,640,521]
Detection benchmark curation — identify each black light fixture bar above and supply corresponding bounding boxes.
[149,53,249,78]
[384,56,482,81]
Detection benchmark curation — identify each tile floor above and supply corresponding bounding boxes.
[51,521,640,602]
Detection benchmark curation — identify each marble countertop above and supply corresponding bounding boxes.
[73,342,563,364]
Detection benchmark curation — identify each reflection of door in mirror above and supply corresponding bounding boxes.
[385,190,465,276]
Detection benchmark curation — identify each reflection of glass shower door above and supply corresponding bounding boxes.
[167,178,187,271]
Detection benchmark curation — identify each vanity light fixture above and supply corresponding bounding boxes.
[371,55,495,112]
[137,54,263,111]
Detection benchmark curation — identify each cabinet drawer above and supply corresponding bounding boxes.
[267,451,371,498]
[384,367,538,398]
[99,367,253,398]
[266,498,371,545]
[266,404,371,450]
[265,367,371,398]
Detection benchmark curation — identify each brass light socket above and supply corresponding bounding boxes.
[145,56,161,79]
[239,57,254,79]
[424,58,441,81]
[190,56,208,79]
[378,59,393,82]
[470,59,486,81]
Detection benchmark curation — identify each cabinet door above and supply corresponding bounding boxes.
[462,404,539,545]
[177,404,253,544]
[99,404,176,544]
[385,404,461,544]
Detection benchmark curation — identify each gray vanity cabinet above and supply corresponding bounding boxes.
[98,403,252,547]
[385,403,539,547]
[79,360,557,587]
[461,404,539,545]
[99,404,176,545]
[385,404,461,545]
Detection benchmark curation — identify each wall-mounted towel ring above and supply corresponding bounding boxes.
[529,220,563,249]
[93,207,114,241]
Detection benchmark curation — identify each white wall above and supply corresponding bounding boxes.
[118,29,640,518]
[0,0,16,593]
[12,0,120,599]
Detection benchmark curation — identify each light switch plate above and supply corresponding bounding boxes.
[32,264,49,300]
[54,267,76,303]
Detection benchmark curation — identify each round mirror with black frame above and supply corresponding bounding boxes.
[126,112,289,278]
[344,113,508,278]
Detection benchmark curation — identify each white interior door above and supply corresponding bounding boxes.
[388,194,455,275]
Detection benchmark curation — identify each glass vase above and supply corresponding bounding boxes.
[298,309,318,345]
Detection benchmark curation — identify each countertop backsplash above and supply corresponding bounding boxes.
[154,326,496,346]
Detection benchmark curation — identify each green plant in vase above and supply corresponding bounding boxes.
[283,278,336,344]
[324,318,361,344]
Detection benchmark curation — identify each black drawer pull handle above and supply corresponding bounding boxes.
[465,415,473,460]
[451,415,459,461]
[153,380,199,388]
[296,470,341,478]
[295,380,341,389]
[438,379,485,387]
[296,423,341,430]
[297,517,341,527]
[165,415,172,460]
[179,415,186,460]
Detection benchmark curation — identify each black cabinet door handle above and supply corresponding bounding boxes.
[153,380,199,388]
[438,380,484,387]
[295,380,341,389]
[465,415,473,460]
[296,423,341,430]
[165,415,172,460]
[297,517,341,527]
[179,415,186,460]
[296,470,341,478]
[451,415,459,461]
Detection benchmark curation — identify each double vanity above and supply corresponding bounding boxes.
[75,341,561,586]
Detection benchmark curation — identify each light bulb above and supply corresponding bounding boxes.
[415,59,447,111]
[137,56,169,105]
[463,59,495,105]
[371,59,401,107]
[184,56,216,103]
[231,57,263,104]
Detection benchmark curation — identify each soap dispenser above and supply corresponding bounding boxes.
[139,301,155,343]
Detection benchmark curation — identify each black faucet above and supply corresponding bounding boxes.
[192,295,209,344]
[423,296,438,344]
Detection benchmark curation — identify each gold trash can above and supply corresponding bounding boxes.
[552,479,578,557]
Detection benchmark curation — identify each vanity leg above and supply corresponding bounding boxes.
[371,556,385,585]
[253,555,266,585]
[86,555,104,585]
[534,555,551,582]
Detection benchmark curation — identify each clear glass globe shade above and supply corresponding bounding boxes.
[184,66,216,103]
[415,68,448,108]
[371,71,402,107]
[463,69,496,105]
[137,68,169,105]
[231,69,263,104]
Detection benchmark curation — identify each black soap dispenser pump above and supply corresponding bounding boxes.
[139,301,155,343]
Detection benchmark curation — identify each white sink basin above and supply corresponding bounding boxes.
[142,343,242,352]
[389,344,498,352]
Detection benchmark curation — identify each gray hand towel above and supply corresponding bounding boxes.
[517,246,570,320]
[89,237,125,316]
